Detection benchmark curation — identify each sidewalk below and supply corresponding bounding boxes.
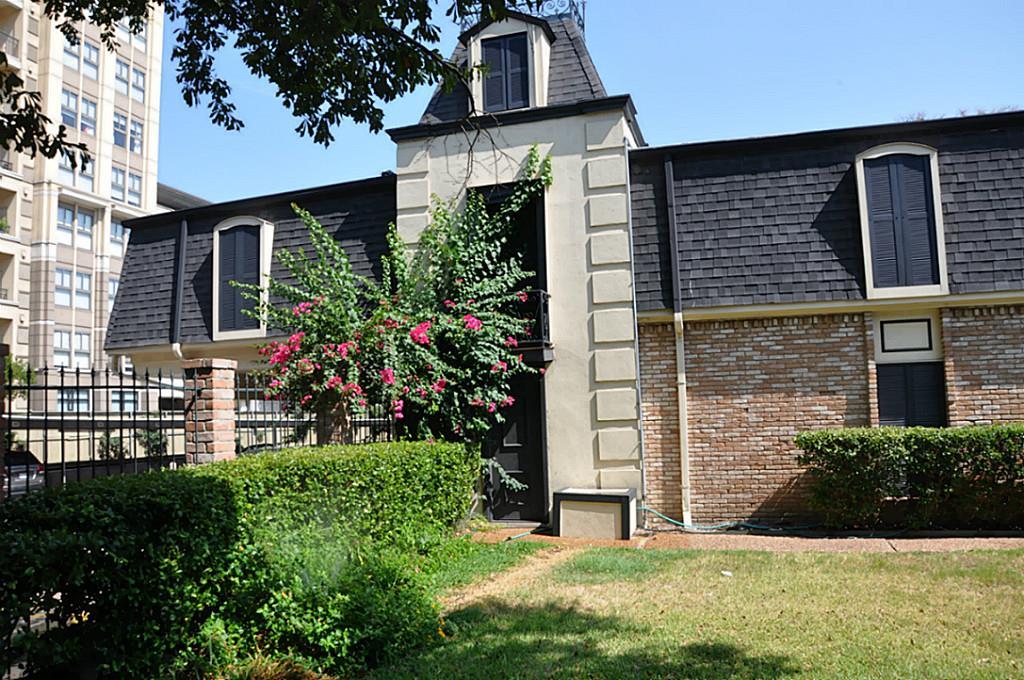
[475,526,1024,552]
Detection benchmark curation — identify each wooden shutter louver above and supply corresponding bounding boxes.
[864,153,940,288]
[219,224,261,332]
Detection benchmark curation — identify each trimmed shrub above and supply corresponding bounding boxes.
[795,425,1024,528]
[0,441,476,678]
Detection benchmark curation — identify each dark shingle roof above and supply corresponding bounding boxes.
[419,14,605,125]
[107,176,396,350]
[630,112,1024,312]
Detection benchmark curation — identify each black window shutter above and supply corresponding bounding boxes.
[482,38,506,112]
[877,362,946,427]
[218,228,237,331]
[877,364,908,426]
[505,34,529,110]
[893,155,939,286]
[864,158,901,288]
[219,225,260,331]
[864,154,940,288]
[907,363,947,427]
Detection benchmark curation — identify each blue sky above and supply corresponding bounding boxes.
[158,0,1024,202]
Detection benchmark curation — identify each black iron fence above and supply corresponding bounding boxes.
[1,361,196,500]
[234,373,394,451]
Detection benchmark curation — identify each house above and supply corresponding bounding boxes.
[107,4,1024,528]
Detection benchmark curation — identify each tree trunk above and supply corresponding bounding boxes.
[316,401,352,446]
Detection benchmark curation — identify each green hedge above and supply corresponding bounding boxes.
[795,425,1024,528]
[0,441,477,678]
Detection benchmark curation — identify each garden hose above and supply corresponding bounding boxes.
[641,505,822,533]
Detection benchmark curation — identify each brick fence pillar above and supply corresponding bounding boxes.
[183,358,237,465]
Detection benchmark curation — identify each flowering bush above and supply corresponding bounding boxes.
[239,147,552,443]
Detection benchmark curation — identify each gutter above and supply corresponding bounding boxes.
[623,135,648,520]
[664,156,693,525]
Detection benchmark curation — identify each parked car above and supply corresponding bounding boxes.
[5,449,44,496]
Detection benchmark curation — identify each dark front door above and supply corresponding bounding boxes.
[484,372,546,522]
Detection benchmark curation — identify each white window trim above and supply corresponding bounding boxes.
[467,19,550,114]
[212,215,274,342]
[855,143,949,300]
[872,309,943,364]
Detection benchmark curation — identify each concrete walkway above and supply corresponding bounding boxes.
[476,527,1024,552]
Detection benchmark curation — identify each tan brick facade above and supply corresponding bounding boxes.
[639,314,872,525]
[638,323,682,526]
[943,306,1024,426]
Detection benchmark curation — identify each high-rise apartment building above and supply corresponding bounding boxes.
[0,2,163,371]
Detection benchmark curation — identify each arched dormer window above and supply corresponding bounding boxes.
[855,143,949,298]
[212,216,274,340]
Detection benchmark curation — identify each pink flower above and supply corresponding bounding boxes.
[268,379,282,389]
[517,291,528,302]
[325,375,344,390]
[289,331,305,346]
[417,387,427,398]
[500,395,516,407]
[410,321,431,346]
[431,378,447,393]
[444,299,456,308]
[300,394,312,406]
[471,397,484,407]
[491,361,508,372]
[380,368,396,385]
[487,402,497,413]
[505,336,518,348]
[291,301,314,316]
[463,314,483,331]
[539,367,546,375]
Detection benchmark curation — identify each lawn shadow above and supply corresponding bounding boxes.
[374,599,801,679]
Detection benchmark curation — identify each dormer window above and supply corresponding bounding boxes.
[855,144,949,298]
[212,216,274,340]
[482,33,530,112]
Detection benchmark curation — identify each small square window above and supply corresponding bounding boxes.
[127,172,142,206]
[56,205,74,245]
[131,68,145,103]
[58,389,90,412]
[53,330,71,367]
[74,331,90,369]
[129,119,143,153]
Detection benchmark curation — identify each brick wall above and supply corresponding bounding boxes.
[943,306,1024,425]
[679,314,870,523]
[638,323,682,526]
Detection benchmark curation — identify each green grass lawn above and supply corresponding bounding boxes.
[372,545,1024,679]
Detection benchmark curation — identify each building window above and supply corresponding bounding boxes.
[131,68,145,103]
[53,330,71,367]
[127,172,142,206]
[856,144,947,298]
[60,89,78,127]
[55,268,72,307]
[113,112,128,147]
[132,24,147,51]
[108,276,119,304]
[111,390,137,413]
[111,218,126,250]
[115,59,130,95]
[76,158,94,192]
[76,208,94,250]
[74,331,90,369]
[111,167,126,201]
[75,272,92,310]
[83,41,99,79]
[81,97,97,135]
[877,362,947,427]
[481,33,529,113]
[217,222,262,333]
[58,389,90,412]
[62,36,79,69]
[129,119,143,153]
[57,204,75,245]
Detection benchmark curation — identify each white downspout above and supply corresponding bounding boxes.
[673,311,692,525]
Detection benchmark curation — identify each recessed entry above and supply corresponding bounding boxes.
[880,319,932,353]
